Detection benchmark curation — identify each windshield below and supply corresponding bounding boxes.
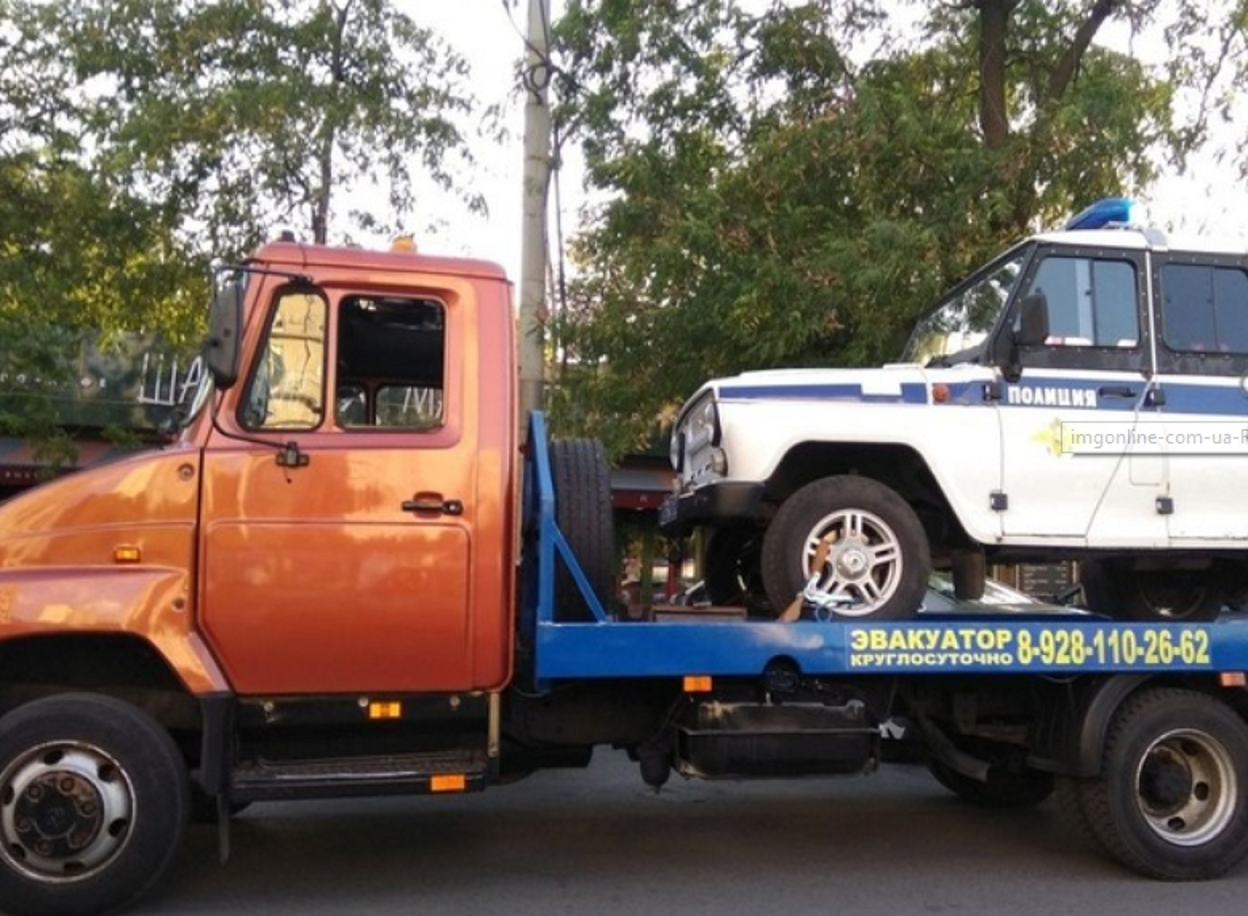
[903,244,1031,365]
[177,368,215,430]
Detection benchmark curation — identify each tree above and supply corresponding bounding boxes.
[1,4,205,455]
[17,0,483,253]
[547,0,1225,455]
[0,0,487,454]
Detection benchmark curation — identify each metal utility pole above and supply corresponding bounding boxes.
[518,0,552,423]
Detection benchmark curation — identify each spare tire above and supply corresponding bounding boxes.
[550,439,616,620]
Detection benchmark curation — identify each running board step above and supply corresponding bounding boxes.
[231,749,490,802]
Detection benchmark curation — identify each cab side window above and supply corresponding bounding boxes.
[1160,263,1248,355]
[335,295,445,431]
[241,291,327,430]
[1023,255,1139,348]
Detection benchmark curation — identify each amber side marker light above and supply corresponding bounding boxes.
[368,701,403,720]
[1219,672,1247,688]
[931,383,951,404]
[113,545,142,564]
[431,774,467,793]
[683,675,713,693]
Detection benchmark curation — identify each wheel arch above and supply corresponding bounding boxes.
[763,441,974,554]
[1042,674,1248,778]
[0,633,204,745]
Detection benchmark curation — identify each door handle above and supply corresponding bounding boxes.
[1097,386,1137,398]
[402,494,464,516]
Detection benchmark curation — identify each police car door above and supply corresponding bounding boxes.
[1151,254,1248,544]
[997,246,1165,542]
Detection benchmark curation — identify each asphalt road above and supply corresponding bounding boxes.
[139,749,1248,916]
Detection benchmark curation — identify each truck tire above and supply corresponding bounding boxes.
[1080,560,1221,623]
[760,476,930,619]
[704,524,769,614]
[928,757,1054,809]
[550,438,616,621]
[0,693,190,916]
[1076,687,1248,879]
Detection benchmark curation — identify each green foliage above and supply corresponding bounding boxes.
[1,0,486,455]
[0,151,206,453]
[548,0,1205,456]
[24,0,482,253]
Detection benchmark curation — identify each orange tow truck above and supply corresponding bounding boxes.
[2,240,1248,916]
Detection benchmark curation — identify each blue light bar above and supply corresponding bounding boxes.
[1065,197,1134,231]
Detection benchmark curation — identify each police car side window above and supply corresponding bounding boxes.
[1023,255,1139,348]
[1161,263,1248,355]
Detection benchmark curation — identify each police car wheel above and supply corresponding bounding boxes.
[760,475,931,620]
[1081,560,1221,623]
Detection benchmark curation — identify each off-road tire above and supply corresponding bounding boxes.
[761,475,930,619]
[1080,560,1221,623]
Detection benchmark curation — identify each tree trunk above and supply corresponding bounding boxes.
[977,0,1011,150]
[312,0,354,245]
[1048,0,1121,103]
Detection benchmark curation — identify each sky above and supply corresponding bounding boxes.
[412,2,1248,283]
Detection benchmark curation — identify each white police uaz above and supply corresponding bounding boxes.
[661,199,1248,623]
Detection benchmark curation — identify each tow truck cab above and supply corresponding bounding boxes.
[0,242,520,701]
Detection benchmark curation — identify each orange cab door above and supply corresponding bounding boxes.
[198,282,487,696]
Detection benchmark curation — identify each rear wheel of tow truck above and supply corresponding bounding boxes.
[760,476,931,619]
[1080,559,1222,623]
[704,524,770,614]
[927,757,1054,809]
[1077,688,1248,879]
[550,438,616,621]
[0,693,190,916]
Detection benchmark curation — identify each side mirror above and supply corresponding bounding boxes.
[988,291,1049,383]
[204,275,243,390]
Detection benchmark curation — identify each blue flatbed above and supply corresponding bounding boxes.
[523,414,1248,686]
[533,614,1248,681]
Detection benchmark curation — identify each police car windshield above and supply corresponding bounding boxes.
[903,244,1031,365]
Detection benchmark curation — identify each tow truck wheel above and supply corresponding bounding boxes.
[927,758,1054,809]
[0,693,189,916]
[1078,688,1248,879]
[760,476,930,619]
[550,438,616,621]
[1080,560,1222,623]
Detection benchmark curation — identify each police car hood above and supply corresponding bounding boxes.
[700,363,991,407]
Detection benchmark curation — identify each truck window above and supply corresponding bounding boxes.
[1160,263,1248,355]
[1022,255,1138,348]
[241,290,328,430]
[336,295,445,431]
